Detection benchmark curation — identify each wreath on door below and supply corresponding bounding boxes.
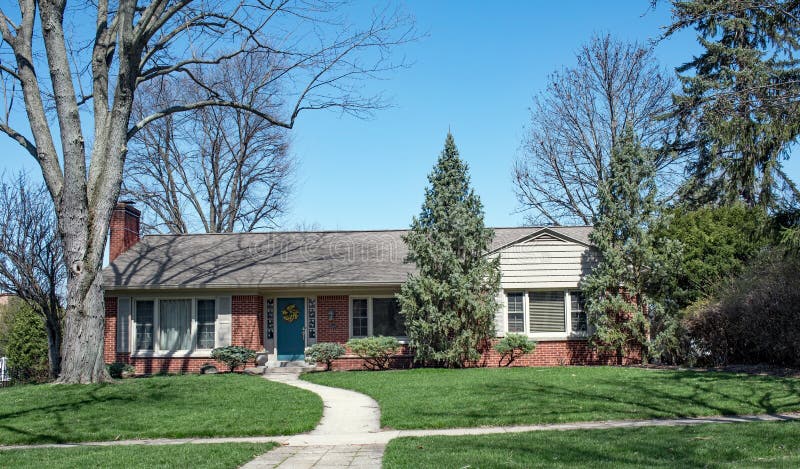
[281,304,300,323]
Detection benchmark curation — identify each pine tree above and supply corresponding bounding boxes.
[581,128,680,364]
[398,133,501,367]
[668,0,800,208]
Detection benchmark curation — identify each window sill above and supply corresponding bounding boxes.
[503,333,589,341]
[130,350,214,358]
[348,336,409,345]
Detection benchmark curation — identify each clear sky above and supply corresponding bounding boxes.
[3,1,799,231]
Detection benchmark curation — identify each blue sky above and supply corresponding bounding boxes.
[3,1,799,231]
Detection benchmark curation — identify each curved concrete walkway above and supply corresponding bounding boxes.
[242,372,384,468]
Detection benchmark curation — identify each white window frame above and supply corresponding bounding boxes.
[505,291,526,334]
[195,297,217,350]
[126,296,221,357]
[348,296,408,342]
[568,290,588,335]
[504,289,588,340]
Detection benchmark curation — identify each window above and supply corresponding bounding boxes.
[128,296,226,354]
[159,299,191,351]
[373,298,405,336]
[529,291,565,333]
[571,292,587,334]
[350,297,406,338]
[352,298,369,337]
[507,293,525,333]
[135,300,154,350]
[197,299,216,349]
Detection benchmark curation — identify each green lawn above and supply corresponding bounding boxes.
[303,367,800,429]
[383,421,800,468]
[0,443,276,469]
[0,374,322,445]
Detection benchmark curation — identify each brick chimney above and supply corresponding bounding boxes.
[109,201,141,262]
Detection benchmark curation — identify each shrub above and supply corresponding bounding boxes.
[305,342,346,370]
[5,302,49,383]
[107,362,135,379]
[493,334,536,366]
[683,249,800,367]
[346,336,400,371]
[211,346,257,372]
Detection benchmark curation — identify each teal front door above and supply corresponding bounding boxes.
[277,298,305,360]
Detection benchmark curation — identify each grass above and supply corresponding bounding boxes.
[383,421,800,468]
[0,443,276,469]
[302,367,800,429]
[0,374,322,445]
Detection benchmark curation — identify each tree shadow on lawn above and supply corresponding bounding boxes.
[406,370,800,427]
[391,421,800,468]
[0,379,177,444]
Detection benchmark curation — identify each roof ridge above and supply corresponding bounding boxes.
[140,225,593,238]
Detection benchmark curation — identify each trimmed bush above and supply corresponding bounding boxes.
[305,342,346,370]
[211,346,257,372]
[683,249,800,367]
[107,362,135,379]
[494,334,536,366]
[346,336,400,371]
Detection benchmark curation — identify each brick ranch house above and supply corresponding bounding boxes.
[103,202,630,374]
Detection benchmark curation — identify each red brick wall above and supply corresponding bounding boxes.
[324,340,639,370]
[477,339,639,367]
[232,295,263,350]
[109,202,140,262]
[104,296,117,364]
[317,295,350,343]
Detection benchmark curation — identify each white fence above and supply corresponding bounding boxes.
[0,356,9,386]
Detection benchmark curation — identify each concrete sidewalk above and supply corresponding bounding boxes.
[1,411,798,451]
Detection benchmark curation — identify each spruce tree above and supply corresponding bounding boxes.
[581,128,680,363]
[667,0,800,208]
[398,133,501,368]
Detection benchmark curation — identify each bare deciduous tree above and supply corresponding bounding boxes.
[0,0,414,383]
[513,34,683,225]
[124,54,294,233]
[0,174,65,379]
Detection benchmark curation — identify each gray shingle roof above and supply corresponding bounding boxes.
[103,226,592,289]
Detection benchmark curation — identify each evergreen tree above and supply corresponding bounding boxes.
[398,133,501,367]
[5,299,49,383]
[667,0,800,208]
[581,128,680,363]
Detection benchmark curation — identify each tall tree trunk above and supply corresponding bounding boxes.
[58,274,108,383]
[45,317,62,379]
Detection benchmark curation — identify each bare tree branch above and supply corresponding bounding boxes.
[0,173,65,379]
[513,34,684,225]
[125,55,294,233]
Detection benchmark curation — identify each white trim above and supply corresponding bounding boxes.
[194,297,217,350]
[503,289,588,340]
[348,295,408,342]
[128,296,223,355]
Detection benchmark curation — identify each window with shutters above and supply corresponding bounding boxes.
[529,291,566,333]
[129,296,228,354]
